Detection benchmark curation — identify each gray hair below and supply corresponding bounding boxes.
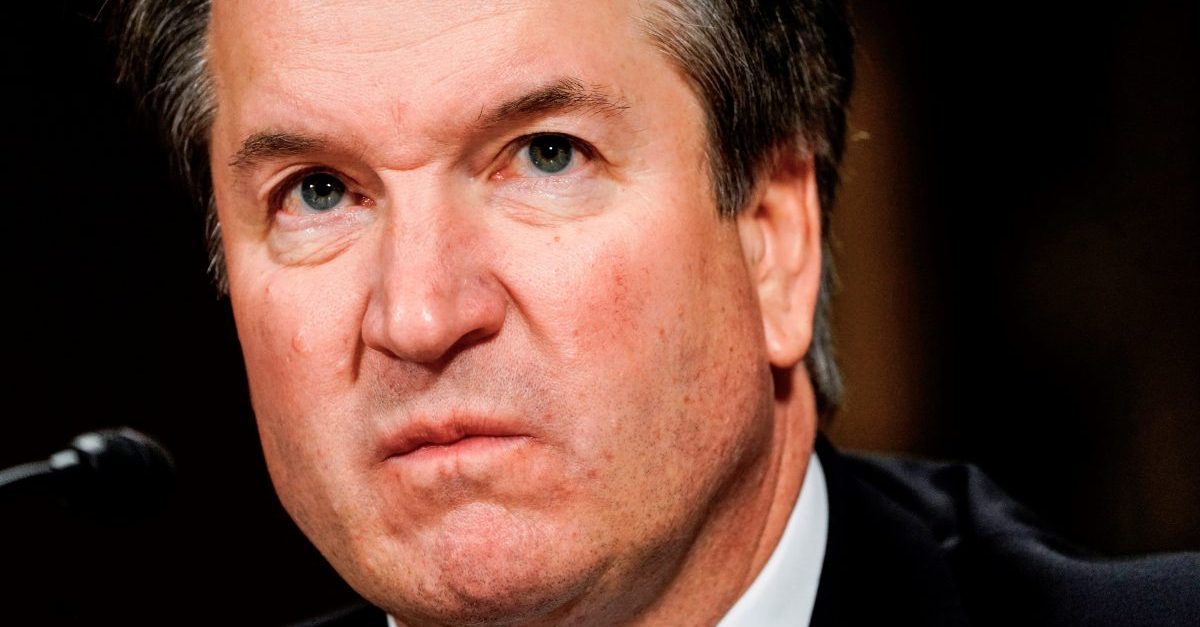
[114,0,222,288]
[113,0,853,419]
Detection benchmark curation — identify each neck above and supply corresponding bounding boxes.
[624,366,818,626]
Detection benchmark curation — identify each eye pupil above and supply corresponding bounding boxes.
[300,173,346,211]
[528,135,573,173]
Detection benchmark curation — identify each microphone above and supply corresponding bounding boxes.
[0,427,175,522]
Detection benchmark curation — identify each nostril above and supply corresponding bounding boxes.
[361,214,508,364]
[361,274,508,365]
[456,324,502,350]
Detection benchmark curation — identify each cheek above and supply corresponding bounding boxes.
[227,260,380,533]
[237,279,349,399]
[560,225,729,387]
[534,218,763,456]
[574,250,649,349]
[227,256,370,462]
[541,218,704,358]
[522,223,773,564]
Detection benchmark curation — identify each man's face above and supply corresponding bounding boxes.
[209,0,776,622]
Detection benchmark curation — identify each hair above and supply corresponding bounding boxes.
[113,0,853,420]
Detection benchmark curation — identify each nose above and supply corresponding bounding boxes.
[361,202,507,365]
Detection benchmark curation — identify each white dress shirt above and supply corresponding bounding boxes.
[388,454,828,627]
[717,453,828,627]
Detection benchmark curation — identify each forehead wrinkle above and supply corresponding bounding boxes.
[214,1,649,175]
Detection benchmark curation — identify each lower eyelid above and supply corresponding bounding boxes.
[274,202,373,231]
[496,174,599,200]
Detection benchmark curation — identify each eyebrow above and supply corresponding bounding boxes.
[229,132,327,172]
[476,77,629,128]
[228,77,628,175]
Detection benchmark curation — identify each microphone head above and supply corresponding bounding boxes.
[57,427,176,523]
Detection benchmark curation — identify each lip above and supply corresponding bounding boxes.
[379,414,531,462]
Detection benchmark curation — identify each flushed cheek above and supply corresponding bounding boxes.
[526,233,671,357]
[513,242,682,481]
[547,223,764,472]
[556,235,704,388]
[574,250,649,351]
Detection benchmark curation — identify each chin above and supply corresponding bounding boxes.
[348,503,607,626]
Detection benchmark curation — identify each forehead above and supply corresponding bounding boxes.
[210,0,639,70]
[207,0,676,157]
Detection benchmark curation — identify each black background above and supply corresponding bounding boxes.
[3,2,1196,625]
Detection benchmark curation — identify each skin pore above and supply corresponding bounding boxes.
[206,0,823,624]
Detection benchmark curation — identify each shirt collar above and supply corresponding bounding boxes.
[718,452,829,627]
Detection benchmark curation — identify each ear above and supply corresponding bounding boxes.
[737,155,823,369]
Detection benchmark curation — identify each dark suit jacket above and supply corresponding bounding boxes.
[809,436,1199,626]
[298,436,1200,626]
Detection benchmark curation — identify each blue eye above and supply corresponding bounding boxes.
[527,135,573,174]
[298,173,346,211]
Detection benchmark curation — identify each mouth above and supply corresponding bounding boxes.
[398,435,532,463]
[381,415,532,463]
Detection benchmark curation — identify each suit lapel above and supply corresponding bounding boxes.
[809,436,970,627]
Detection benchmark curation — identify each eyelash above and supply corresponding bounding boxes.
[265,132,600,212]
[503,132,597,177]
[511,132,597,160]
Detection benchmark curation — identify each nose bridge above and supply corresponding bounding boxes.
[362,174,505,364]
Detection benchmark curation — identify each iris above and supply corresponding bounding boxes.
[528,135,573,174]
[299,173,346,212]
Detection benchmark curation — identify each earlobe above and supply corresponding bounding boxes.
[737,155,823,369]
